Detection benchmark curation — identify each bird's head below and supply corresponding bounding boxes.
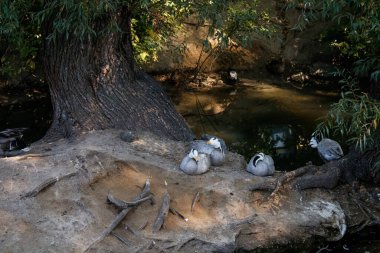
[229,70,238,80]
[188,149,200,161]
[207,137,221,149]
[253,152,265,166]
[309,137,318,148]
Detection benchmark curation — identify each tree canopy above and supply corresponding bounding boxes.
[0,0,273,80]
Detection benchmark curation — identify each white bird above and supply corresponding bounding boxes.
[190,137,225,166]
[246,152,275,177]
[180,149,211,175]
[309,136,344,162]
[200,134,228,153]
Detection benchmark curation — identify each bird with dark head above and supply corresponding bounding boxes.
[246,152,275,177]
[309,136,344,162]
[179,149,211,175]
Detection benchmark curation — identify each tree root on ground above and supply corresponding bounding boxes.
[85,179,153,252]
[22,172,78,198]
[152,191,170,232]
[248,160,349,212]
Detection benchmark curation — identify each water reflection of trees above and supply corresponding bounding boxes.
[230,124,320,171]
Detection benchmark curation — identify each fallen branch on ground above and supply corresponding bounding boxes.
[84,179,152,252]
[169,207,188,222]
[23,172,78,198]
[152,191,170,232]
[111,231,132,247]
[191,191,200,213]
[107,194,153,209]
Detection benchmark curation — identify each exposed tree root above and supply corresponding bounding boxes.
[152,191,170,232]
[22,172,78,198]
[107,194,153,209]
[85,179,152,252]
[111,231,133,247]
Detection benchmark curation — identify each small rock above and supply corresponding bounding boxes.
[120,131,136,142]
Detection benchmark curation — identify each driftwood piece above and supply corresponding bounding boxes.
[107,194,153,209]
[152,191,170,232]
[85,179,152,251]
[169,207,188,222]
[191,191,200,213]
[23,172,78,198]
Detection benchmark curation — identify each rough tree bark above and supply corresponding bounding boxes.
[41,7,194,141]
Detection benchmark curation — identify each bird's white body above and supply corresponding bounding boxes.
[180,149,211,175]
[309,137,343,162]
[190,137,226,166]
[246,152,275,177]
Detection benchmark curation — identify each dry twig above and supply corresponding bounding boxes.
[169,207,188,222]
[191,191,200,213]
[107,194,153,209]
[152,191,170,232]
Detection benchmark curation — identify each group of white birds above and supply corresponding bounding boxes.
[179,134,344,176]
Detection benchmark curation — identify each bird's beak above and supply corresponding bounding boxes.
[206,140,211,144]
[194,156,200,161]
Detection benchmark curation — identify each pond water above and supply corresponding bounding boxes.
[0,85,52,144]
[168,77,340,170]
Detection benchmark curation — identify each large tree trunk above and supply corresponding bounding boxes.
[41,9,194,141]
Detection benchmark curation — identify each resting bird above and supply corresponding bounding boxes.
[222,68,238,85]
[246,152,275,177]
[309,136,344,162]
[0,128,30,157]
[200,134,228,153]
[180,149,211,175]
[191,136,225,166]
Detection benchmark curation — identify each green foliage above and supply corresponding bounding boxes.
[0,0,41,79]
[315,91,380,151]
[1,0,277,77]
[287,0,380,81]
[130,1,190,65]
[0,0,191,76]
[191,0,276,74]
[194,0,275,48]
[287,1,380,173]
